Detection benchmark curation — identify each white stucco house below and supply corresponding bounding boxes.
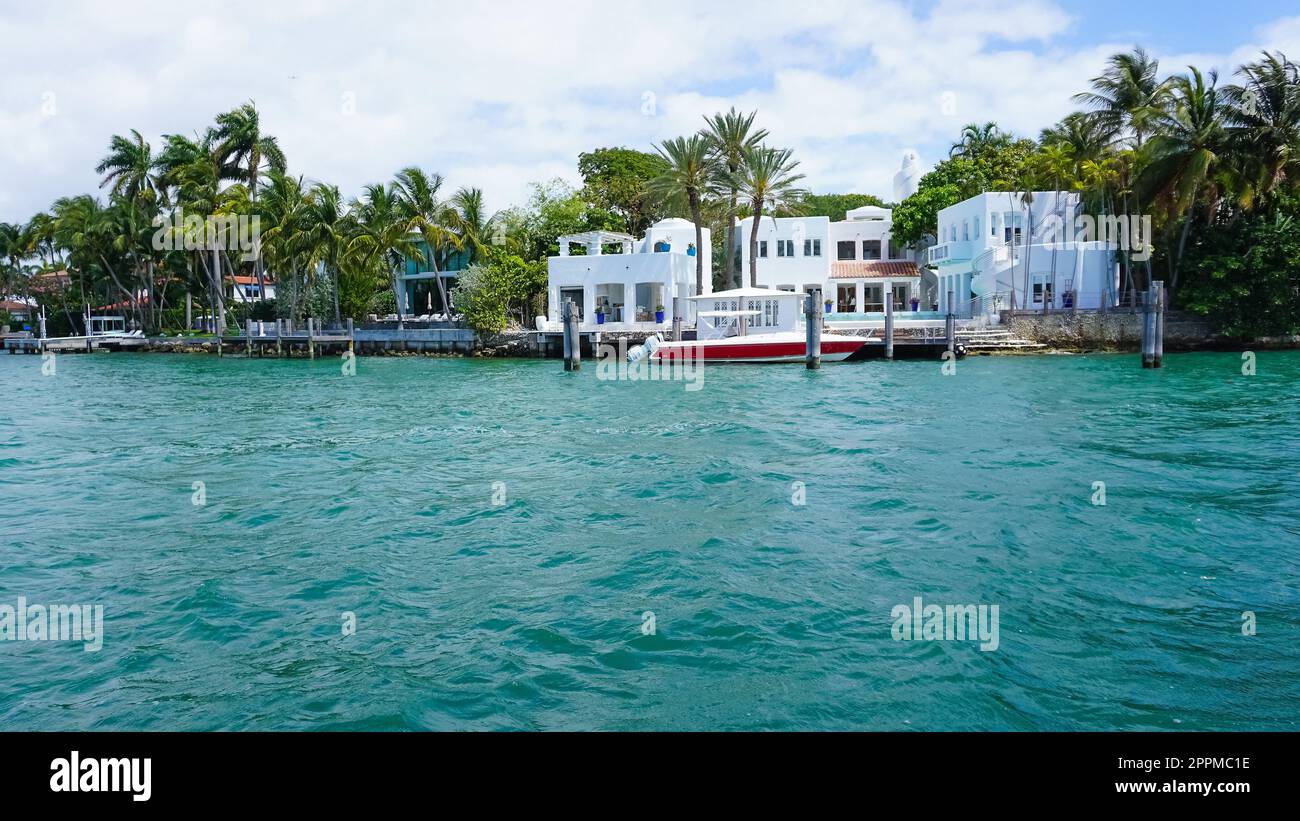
[543,217,711,331]
[927,191,1121,318]
[735,204,928,314]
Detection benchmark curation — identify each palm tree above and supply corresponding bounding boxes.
[155,132,227,332]
[210,102,287,296]
[1143,67,1229,290]
[0,222,23,300]
[301,183,350,324]
[447,187,495,265]
[393,167,456,317]
[1223,52,1300,203]
[259,171,312,321]
[649,135,718,295]
[96,130,158,204]
[735,146,806,288]
[1074,47,1173,298]
[950,122,1007,158]
[1073,47,1172,148]
[348,183,421,329]
[703,108,768,288]
[1041,113,1109,165]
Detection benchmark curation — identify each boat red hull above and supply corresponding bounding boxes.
[650,336,864,363]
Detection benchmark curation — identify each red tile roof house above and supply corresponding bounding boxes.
[1,299,34,322]
[735,205,933,315]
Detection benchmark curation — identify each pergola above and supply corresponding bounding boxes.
[556,230,637,256]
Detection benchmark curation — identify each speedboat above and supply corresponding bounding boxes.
[630,287,865,364]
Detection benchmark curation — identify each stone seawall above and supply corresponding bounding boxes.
[1002,311,1222,351]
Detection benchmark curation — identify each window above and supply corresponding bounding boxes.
[776,239,794,257]
[1032,275,1053,305]
[974,217,980,238]
[862,240,882,260]
[836,284,856,313]
[888,238,902,259]
[804,238,821,257]
[837,240,856,260]
[759,241,768,258]
[962,221,969,241]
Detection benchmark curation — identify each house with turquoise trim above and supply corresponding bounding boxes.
[398,238,470,317]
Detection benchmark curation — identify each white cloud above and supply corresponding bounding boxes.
[0,1,1297,224]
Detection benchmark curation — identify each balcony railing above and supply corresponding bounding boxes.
[927,240,973,264]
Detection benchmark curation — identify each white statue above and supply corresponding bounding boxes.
[893,150,921,202]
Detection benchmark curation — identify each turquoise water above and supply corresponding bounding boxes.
[1,351,1298,731]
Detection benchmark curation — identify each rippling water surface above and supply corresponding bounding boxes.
[1,351,1298,730]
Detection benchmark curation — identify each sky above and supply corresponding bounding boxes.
[2,0,1299,224]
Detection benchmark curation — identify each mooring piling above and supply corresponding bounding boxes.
[672,296,683,342]
[884,292,895,360]
[805,288,821,370]
[1141,282,1163,368]
[946,290,956,357]
[562,299,580,371]
[1154,281,1165,368]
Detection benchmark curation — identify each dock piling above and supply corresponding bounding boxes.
[1154,281,1165,368]
[245,319,253,356]
[805,289,821,370]
[562,299,580,371]
[1140,285,1155,368]
[672,297,683,342]
[307,318,316,359]
[946,289,956,357]
[884,293,895,360]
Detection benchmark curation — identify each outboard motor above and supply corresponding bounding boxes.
[627,334,662,363]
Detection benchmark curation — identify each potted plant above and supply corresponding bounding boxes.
[686,243,696,257]
[910,296,919,312]
[654,304,665,323]
[595,305,606,325]
[824,299,833,314]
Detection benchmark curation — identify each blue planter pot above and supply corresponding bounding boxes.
[596,313,606,325]
[655,310,664,323]
[824,304,832,314]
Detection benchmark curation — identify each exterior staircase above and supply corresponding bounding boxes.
[955,328,1045,351]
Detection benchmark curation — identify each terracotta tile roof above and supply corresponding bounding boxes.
[0,300,32,311]
[830,261,919,279]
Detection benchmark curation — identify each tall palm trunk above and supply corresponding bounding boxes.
[725,186,739,289]
[428,248,451,318]
[391,260,405,330]
[689,190,704,294]
[331,258,341,324]
[748,198,764,288]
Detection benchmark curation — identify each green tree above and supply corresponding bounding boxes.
[798,193,887,219]
[735,147,806,287]
[649,134,718,294]
[702,108,768,288]
[577,147,670,236]
[347,183,421,329]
